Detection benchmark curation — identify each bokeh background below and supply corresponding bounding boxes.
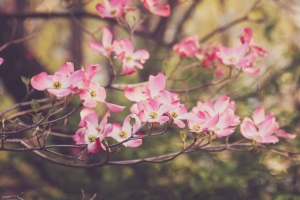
[1,0,300,199]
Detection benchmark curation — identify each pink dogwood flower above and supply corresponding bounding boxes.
[79,81,125,112]
[141,0,170,17]
[216,43,259,76]
[96,0,133,18]
[167,104,201,128]
[173,34,203,59]
[30,63,84,98]
[137,98,177,124]
[240,27,269,57]
[89,27,114,57]
[113,38,150,74]
[108,114,142,147]
[240,106,279,144]
[0,57,4,65]
[189,96,240,137]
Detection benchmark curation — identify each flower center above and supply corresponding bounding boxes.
[229,56,236,62]
[105,45,112,51]
[88,135,97,143]
[171,111,178,118]
[149,111,158,119]
[110,9,117,15]
[125,56,132,62]
[52,81,62,89]
[193,124,200,131]
[90,90,97,98]
[119,131,127,138]
[95,126,101,132]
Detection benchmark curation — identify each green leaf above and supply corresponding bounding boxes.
[31,99,40,113]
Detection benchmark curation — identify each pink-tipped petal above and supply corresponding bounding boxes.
[105,102,125,113]
[253,106,265,125]
[87,139,101,153]
[101,27,113,47]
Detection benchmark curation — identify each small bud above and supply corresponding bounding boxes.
[21,76,30,86]
[129,117,136,127]
[179,131,186,143]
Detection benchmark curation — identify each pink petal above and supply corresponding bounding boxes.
[87,139,101,153]
[253,106,265,125]
[101,27,113,47]
[120,38,134,54]
[276,129,296,139]
[78,108,98,127]
[261,135,279,144]
[243,67,260,76]
[214,96,229,114]
[105,102,125,113]
[89,41,104,53]
[31,72,53,91]
[150,5,170,17]
[80,90,97,108]
[240,117,257,139]
[149,72,166,97]
[132,50,150,61]
[0,57,3,65]
[215,128,235,138]
[124,85,147,102]
[58,62,74,76]
[124,139,142,147]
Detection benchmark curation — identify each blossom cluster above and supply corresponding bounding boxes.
[89,27,149,75]
[96,0,170,18]
[24,1,296,155]
[172,28,269,77]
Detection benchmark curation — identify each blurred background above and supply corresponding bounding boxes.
[1,0,300,199]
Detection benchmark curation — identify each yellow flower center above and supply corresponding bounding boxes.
[95,126,101,132]
[88,135,97,143]
[90,90,97,98]
[171,111,178,118]
[125,56,132,62]
[52,81,62,89]
[193,124,200,131]
[119,131,127,138]
[110,9,117,15]
[105,45,112,51]
[149,111,158,119]
[229,56,236,62]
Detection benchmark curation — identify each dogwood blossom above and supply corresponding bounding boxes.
[89,27,114,57]
[108,114,142,147]
[30,62,84,98]
[173,35,203,59]
[73,109,113,153]
[96,0,134,18]
[240,106,280,144]
[0,57,4,65]
[113,38,150,74]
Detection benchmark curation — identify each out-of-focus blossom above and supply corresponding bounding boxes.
[96,0,134,18]
[141,0,170,17]
[240,106,279,144]
[173,35,203,59]
[239,27,269,57]
[0,57,4,65]
[89,27,114,57]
